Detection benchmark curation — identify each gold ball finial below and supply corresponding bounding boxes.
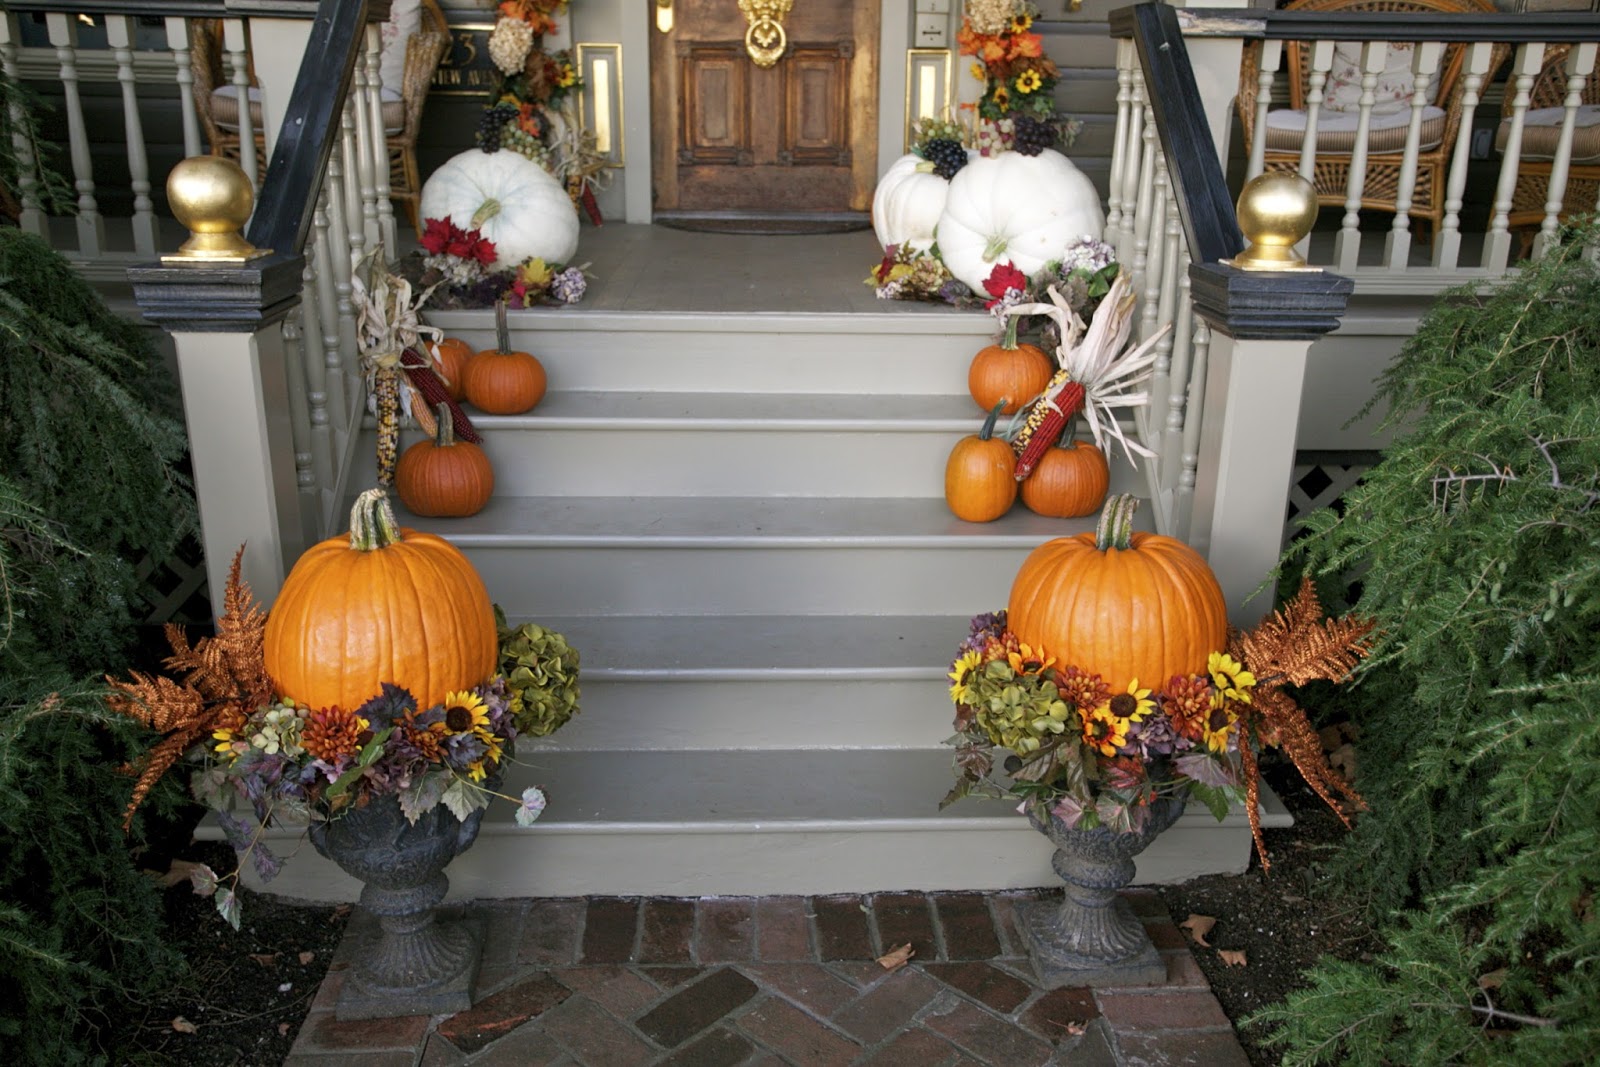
[1226,172,1319,271]
[163,156,267,263]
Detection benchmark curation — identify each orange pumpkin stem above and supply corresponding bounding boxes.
[349,487,404,552]
[1094,494,1139,551]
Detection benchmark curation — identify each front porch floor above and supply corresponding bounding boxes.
[286,888,1246,1066]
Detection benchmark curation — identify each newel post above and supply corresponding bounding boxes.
[1186,240,1352,625]
[128,160,308,612]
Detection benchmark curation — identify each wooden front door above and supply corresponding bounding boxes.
[649,0,879,227]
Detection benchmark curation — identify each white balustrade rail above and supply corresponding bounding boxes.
[1121,8,1600,292]
[7,3,396,544]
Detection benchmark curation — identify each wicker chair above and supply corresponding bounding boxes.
[1236,0,1499,239]
[1497,43,1600,235]
[191,0,449,234]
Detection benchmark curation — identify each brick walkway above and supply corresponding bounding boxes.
[285,890,1249,1066]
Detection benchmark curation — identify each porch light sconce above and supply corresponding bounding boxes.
[577,43,625,165]
[904,48,952,151]
[656,0,673,34]
[1222,172,1320,272]
[162,155,272,265]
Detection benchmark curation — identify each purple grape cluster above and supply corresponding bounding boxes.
[1012,116,1058,157]
[921,138,968,180]
[475,103,518,152]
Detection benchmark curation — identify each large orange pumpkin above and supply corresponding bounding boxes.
[968,318,1053,415]
[1020,439,1109,518]
[945,402,1017,523]
[1007,495,1226,690]
[264,488,498,712]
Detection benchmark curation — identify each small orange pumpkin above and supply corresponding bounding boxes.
[1020,439,1109,518]
[263,488,498,712]
[968,317,1053,415]
[1007,494,1227,690]
[396,403,495,517]
[944,401,1017,523]
[464,301,546,415]
[428,337,474,402]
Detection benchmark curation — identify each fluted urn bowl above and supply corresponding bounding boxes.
[1020,793,1187,988]
[310,793,489,1020]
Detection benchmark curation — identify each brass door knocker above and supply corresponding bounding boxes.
[738,0,794,67]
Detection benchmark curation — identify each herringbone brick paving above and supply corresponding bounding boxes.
[285,890,1248,1066]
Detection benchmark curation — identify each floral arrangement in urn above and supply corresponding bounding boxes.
[108,497,580,929]
[946,496,1375,864]
[958,0,1059,123]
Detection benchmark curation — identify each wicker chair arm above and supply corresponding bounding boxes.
[399,30,449,139]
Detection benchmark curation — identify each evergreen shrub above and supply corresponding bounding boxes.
[0,228,196,1064]
[1255,226,1600,1063]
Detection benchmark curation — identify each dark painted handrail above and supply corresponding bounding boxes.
[1165,9,1600,44]
[13,2,224,14]
[244,0,370,257]
[1107,3,1243,267]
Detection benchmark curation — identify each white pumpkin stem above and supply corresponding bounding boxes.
[982,235,1008,262]
[1001,314,1020,350]
[495,299,510,353]
[471,197,502,231]
[349,487,404,552]
[1095,494,1139,551]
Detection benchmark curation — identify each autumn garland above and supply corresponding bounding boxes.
[946,579,1374,867]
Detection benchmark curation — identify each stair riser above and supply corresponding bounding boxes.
[423,318,988,395]
[522,676,951,752]
[366,428,1149,499]
[464,544,1037,617]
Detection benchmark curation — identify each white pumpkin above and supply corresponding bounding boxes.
[419,149,579,270]
[871,153,950,253]
[935,149,1104,292]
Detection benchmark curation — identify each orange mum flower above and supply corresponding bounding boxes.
[301,706,370,763]
[1162,674,1212,742]
[1008,33,1044,60]
[1056,666,1111,714]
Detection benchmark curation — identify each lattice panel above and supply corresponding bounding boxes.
[133,533,212,625]
[1284,452,1381,546]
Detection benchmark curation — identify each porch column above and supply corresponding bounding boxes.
[129,254,309,611]
[1186,263,1353,625]
[1169,0,1251,161]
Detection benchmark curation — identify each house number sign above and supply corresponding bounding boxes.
[738,0,794,67]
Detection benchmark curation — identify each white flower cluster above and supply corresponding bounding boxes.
[966,0,1023,36]
[488,17,535,75]
[1058,237,1116,275]
[250,702,307,758]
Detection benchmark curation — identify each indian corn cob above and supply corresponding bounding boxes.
[1010,371,1086,481]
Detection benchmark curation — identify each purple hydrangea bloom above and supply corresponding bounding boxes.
[1127,711,1188,760]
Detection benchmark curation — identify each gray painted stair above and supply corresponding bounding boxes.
[249,267,1286,901]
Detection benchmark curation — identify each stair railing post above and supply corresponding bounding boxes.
[130,252,310,609]
[1186,261,1351,624]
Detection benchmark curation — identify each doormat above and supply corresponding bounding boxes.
[654,212,871,237]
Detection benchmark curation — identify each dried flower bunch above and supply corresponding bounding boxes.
[957,0,1059,121]
[946,579,1374,866]
[410,217,588,310]
[107,552,578,927]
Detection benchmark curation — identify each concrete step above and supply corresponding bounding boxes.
[236,748,1294,900]
[516,614,960,751]
[422,309,992,395]
[365,392,1149,498]
[398,495,1126,617]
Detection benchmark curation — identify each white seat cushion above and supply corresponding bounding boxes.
[1495,104,1600,164]
[213,84,404,135]
[1264,104,1446,155]
[1323,41,1441,115]
[378,0,423,97]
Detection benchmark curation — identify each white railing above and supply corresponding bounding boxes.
[5,3,397,544]
[1122,7,1600,292]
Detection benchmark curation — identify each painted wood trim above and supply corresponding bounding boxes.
[1189,262,1353,341]
[1118,7,1600,43]
[128,253,306,332]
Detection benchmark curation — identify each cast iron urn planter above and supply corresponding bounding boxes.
[310,793,490,1020]
[1020,793,1187,988]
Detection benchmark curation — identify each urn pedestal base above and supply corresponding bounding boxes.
[1020,896,1166,988]
[336,916,485,1021]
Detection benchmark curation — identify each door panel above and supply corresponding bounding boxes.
[650,0,878,221]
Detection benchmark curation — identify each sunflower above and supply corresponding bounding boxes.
[443,690,491,735]
[1203,701,1237,754]
[1105,679,1156,723]
[1015,69,1043,94]
[1006,641,1056,677]
[949,650,982,704]
[1009,14,1033,34]
[970,61,986,82]
[212,727,242,762]
[1079,703,1130,757]
[1208,651,1256,708]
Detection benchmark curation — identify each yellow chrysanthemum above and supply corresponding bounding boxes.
[949,650,982,704]
[970,61,987,82]
[1203,702,1237,754]
[443,690,490,735]
[1079,703,1130,757]
[1105,679,1156,723]
[1015,70,1043,94]
[1207,651,1256,708]
[213,728,241,761]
